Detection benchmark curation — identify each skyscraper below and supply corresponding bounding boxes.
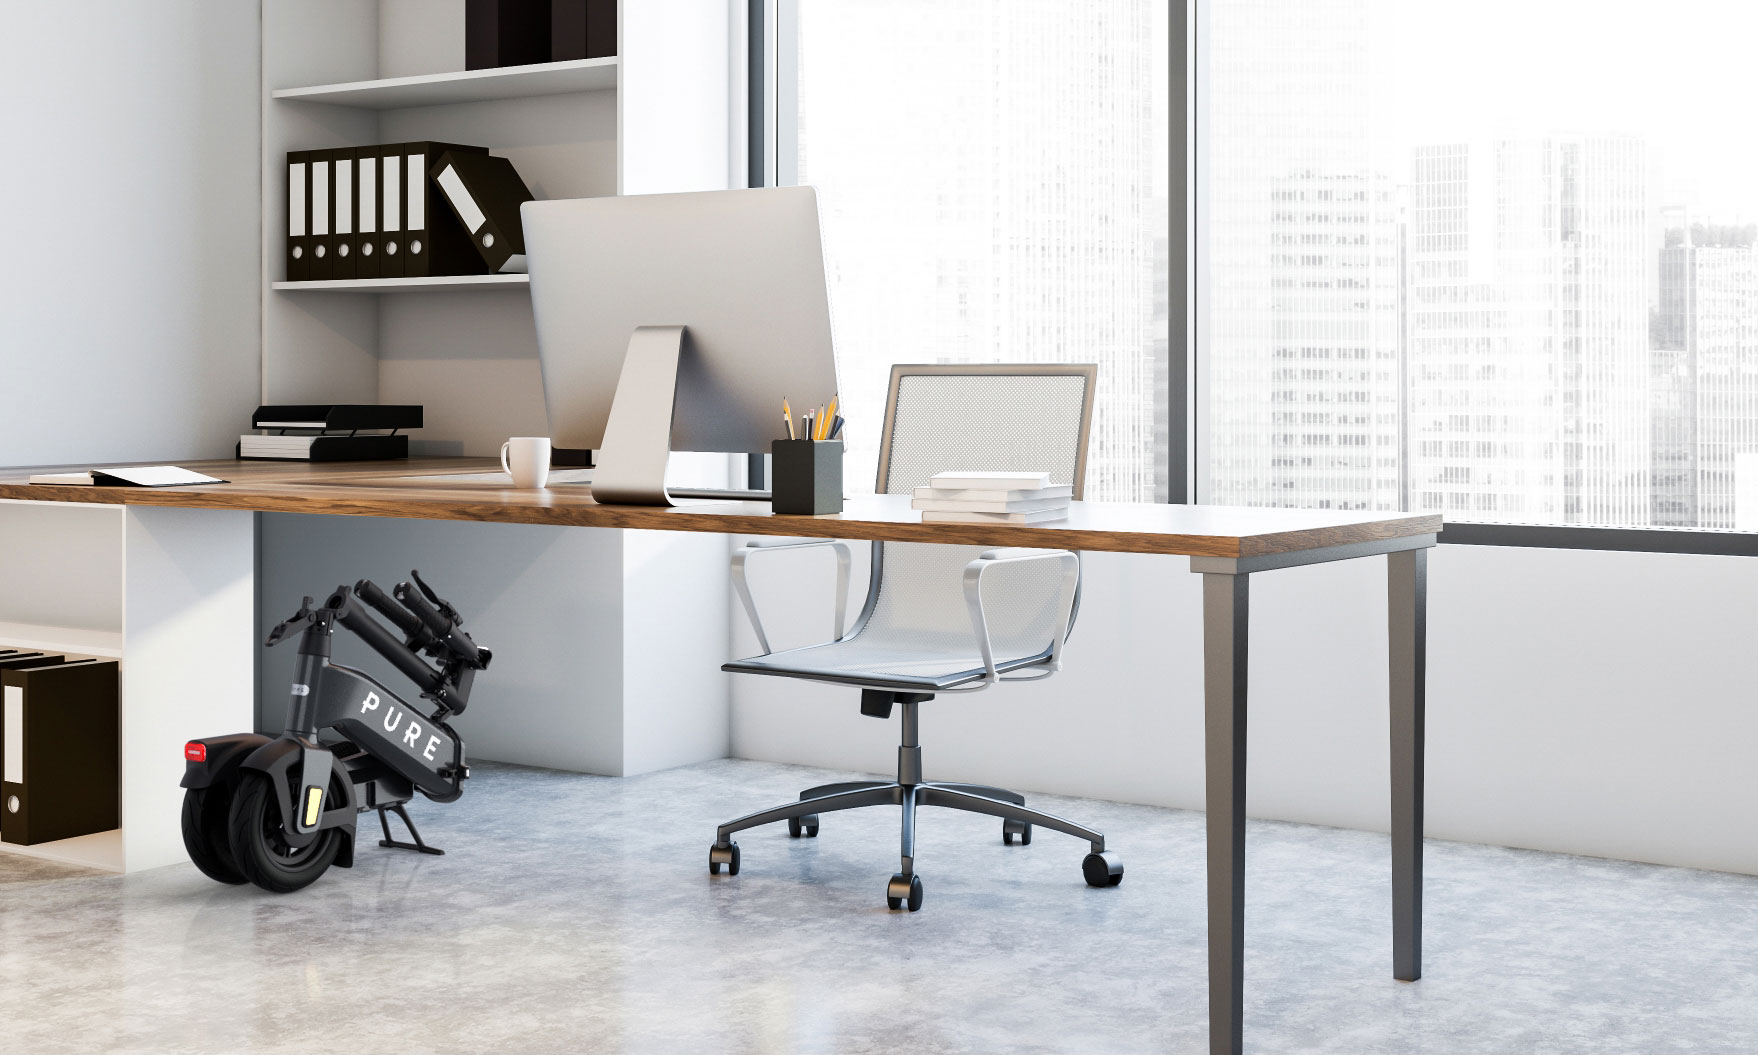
[1405,136,1651,523]
[1651,220,1758,528]
[1205,0,1404,510]
[794,0,1163,501]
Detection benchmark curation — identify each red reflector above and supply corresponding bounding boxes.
[185,742,207,763]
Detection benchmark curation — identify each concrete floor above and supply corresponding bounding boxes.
[4,759,1757,1054]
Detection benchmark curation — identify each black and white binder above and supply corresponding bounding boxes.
[1,658,119,847]
[354,147,380,279]
[286,150,311,281]
[431,151,535,274]
[396,141,491,278]
[378,148,405,278]
[309,150,334,280]
[331,148,357,280]
[551,0,617,60]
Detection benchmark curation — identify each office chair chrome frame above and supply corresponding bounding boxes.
[712,364,1123,911]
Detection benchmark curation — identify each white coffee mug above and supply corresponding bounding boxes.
[500,437,552,489]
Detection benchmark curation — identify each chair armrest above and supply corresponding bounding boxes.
[730,538,852,655]
[961,548,1081,687]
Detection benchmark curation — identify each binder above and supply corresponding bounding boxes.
[467,0,553,70]
[431,151,535,274]
[331,148,357,280]
[286,150,311,281]
[309,150,334,280]
[354,147,381,280]
[379,148,405,278]
[395,142,491,278]
[552,0,616,61]
[1,659,119,846]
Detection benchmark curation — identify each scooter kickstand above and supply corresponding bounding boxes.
[378,802,445,856]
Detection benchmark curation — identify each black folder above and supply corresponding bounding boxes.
[354,146,381,280]
[331,148,358,280]
[467,0,553,69]
[552,0,616,60]
[431,151,535,274]
[309,149,335,280]
[1,659,119,846]
[389,142,491,278]
[287,150,311,281]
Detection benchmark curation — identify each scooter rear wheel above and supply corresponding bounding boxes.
[181,784,246,885]
[227,770,341,893]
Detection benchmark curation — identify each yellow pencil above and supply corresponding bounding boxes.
[823,393,839,435]
[782,398,795,440]
[814,405,827,440]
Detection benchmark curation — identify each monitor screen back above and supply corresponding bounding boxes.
[524,186,840,454]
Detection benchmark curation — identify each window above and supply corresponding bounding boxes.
[1200,0,1758,530]
[775,0,1173,501]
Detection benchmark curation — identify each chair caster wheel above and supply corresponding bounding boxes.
[709,842,740,876]
[886,872,924,911]
[1002,819,1032,845]
[1082,851,1123,888]
[787,814,819,838]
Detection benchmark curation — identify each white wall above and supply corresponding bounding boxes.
[730,541,1758,877]
[0,1,260,465]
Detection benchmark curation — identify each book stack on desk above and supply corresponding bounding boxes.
[239,405,423,461]
[911,471,1072,524]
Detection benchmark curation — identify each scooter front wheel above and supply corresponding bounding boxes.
[181,784,246,885]
[227,771,341,893]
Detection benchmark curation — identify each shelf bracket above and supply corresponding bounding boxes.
[589,325,686,506]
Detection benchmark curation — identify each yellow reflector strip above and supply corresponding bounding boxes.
[304,786,323,827]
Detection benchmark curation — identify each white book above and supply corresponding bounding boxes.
[929,470,1053,491]
[912,495,1071,513]
[28,466,224,487]
[913,484,1073,503]
[920,507,1070,525]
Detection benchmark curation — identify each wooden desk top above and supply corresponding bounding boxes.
[0,458,1441,558]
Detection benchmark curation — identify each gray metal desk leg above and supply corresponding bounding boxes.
[1388,547,1427,982]
[1203,571,1249,1055]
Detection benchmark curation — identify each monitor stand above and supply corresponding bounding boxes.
[590,325,685,506]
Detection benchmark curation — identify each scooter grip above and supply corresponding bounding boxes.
[394,582,483,668]
[354,578,425,640]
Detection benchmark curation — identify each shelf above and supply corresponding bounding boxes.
[273,274,530,294]
[0,621,123,659]
[273,57,617,110]
[0,830,123,873]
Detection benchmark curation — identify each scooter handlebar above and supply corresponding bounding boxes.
[393,580,485,669]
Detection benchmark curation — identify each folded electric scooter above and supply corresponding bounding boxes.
[180,571,491,893]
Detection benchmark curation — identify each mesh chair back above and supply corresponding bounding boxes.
[852,366,1095,666]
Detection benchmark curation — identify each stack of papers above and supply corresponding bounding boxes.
[240,433,322,458]
[911,471,1072,524]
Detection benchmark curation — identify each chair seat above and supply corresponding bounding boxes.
[722,630,1052,691]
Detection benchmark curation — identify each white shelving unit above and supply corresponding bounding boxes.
[262,0,736,457]
[0,501,254,873]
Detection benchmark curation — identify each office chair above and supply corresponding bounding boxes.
[712,363,1123,911]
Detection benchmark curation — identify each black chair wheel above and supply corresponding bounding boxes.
[886,872,924,911]
[787,814,820,838]
[709,841,740,876]
[1002,819,1032,846]
[1082,851,1124,888]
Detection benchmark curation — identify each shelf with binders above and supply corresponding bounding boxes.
[272,274,530,294]
[272,56,618,111]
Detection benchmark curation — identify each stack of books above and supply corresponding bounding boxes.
[911,471,1072,524]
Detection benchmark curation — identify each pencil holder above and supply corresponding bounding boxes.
[771,440,843,515]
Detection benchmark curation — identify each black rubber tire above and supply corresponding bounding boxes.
[1003,821,1032,846]
[709,842,740,876]
[1082,852,1125,888]
[787,816,802,838]
[227,770,340,894]
[180,785,245,885]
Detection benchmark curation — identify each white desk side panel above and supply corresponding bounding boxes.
[620,529,732,775]
[122,507,256,872]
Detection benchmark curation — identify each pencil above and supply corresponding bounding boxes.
[783,398,795,440]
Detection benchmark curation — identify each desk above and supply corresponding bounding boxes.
[0,457,1440,1055]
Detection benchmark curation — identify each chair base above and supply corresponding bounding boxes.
[709,776,1120,910]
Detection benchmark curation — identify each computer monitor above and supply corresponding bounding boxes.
[522,186,840,505]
